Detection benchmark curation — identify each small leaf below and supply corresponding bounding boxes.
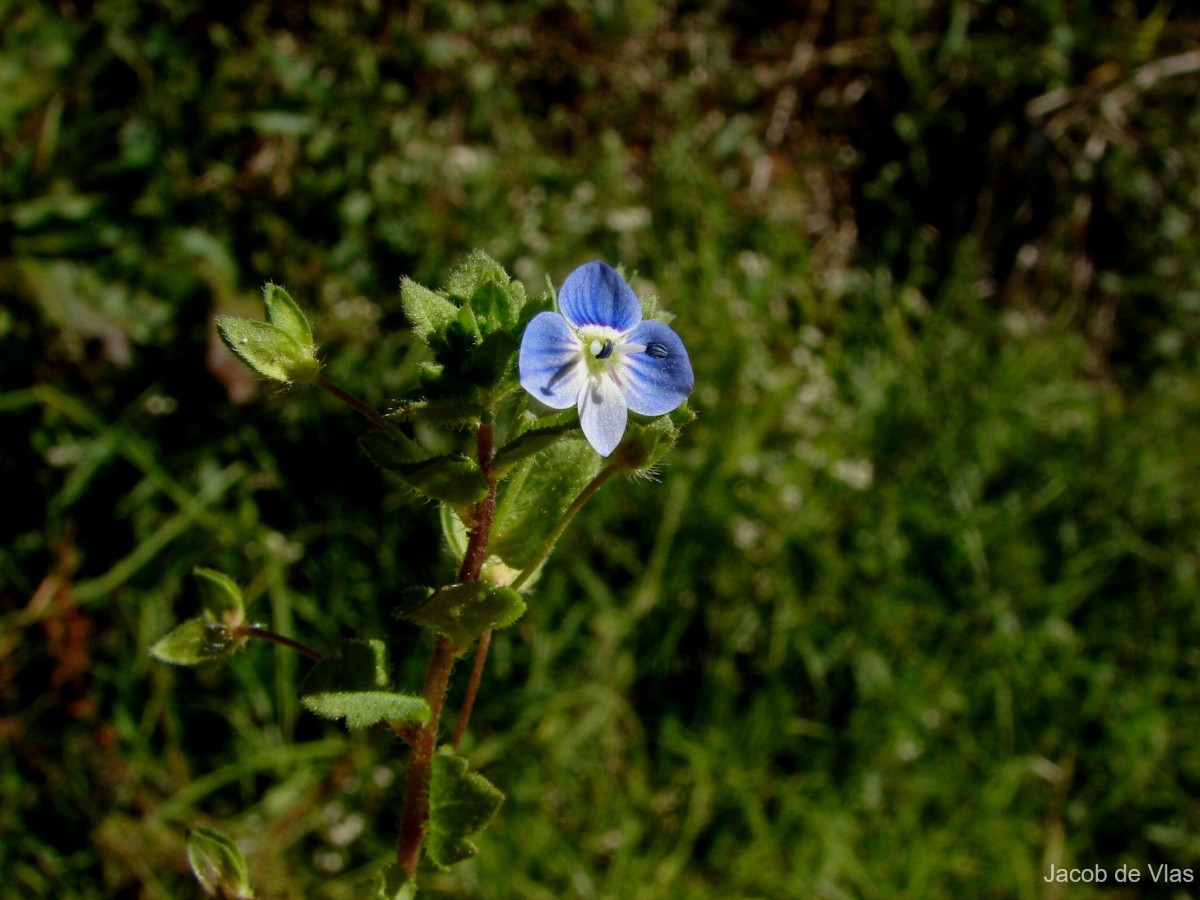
[402,583,525,648]
[360,429,427,469]
[517,291,554,332]
[193,567,244,626]
[401,277,459,347]
[443,250,523,309]
[216,317,306,383]
[615,402,696,471]
[262,283,313,348]
[455,305,482,345]
[492,422,575,478]
[151,617,240,666]
[639,293,658,321]
[426,750,504,869]
[462,330,519,389]
[398,456,491,507]
[187,827,255,899]
[302,691,429,731]
[300,640,430,729]
[396,585,436,617]
[373,865,418,900]
[469,281,520,335]
[440,504,468,562]
[489,438,604,569]
[361,431,489,506]
[391,398,484,428]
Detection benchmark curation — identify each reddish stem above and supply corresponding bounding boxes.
[235,625,324,662]
[395,421,496,877]
[451,628,492,750]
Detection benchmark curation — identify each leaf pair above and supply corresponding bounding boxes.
[216,284,319,385]
[150,568,247,666]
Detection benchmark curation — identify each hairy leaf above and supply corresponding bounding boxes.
[401,277,459,346]
[426,750,504,869]
[401,583,525,648]
[300,640,430,729]
[216,317,307,383]
[262,282,313,348]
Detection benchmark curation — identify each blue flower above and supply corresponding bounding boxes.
[518,261,694,457]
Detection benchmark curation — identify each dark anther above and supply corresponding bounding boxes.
[645,342,669,359]
[596,339,615,359]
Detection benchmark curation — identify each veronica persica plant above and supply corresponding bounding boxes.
[152,252,694,896]
[519,261,694,456]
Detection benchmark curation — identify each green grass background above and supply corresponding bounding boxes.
[3,1,1200,897]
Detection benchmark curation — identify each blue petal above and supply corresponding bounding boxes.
[577,374,627,457]
[558,261,642,332]
[621,320,694,416]
[519,312,586,409]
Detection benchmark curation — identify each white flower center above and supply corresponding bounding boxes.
[578,326,626,380]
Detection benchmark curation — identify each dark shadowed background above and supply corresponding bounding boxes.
[3,1,1200,897]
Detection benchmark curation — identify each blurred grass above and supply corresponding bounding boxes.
[3,1,1200,897]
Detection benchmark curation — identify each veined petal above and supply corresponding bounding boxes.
[577,374,628,457]
[558,261,642,332]
[519,312,586,409]
[620,320,694,416]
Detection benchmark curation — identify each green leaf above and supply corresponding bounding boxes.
[426,750,504,869]
[400,277,459,346]
[639,293,659,320]
[516,291,554,332]
[216,316,313,383]
[361,431,489,506]
[262,282,313,348]
[192,567,244,626]
[300,639,430,730]
[469,281,520,335]
[401,456,491,506]
[454,305,482,345]
[401,583,525,648]
[462,330,519,390]
[440,504,468,562]
[187,827,255,899]
[359,429,427,469]
[443,250,524,309]
[489,438,604,569]
[373,865,418,900]
[612,408,689,471]
[391,398,484,428]
[492,422,575,478]
[150,617,240,666]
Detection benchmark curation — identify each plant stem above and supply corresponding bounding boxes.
[317,376,394,434]
[451,627,491,750]
[235,625,324,662]
[451,461,622,748]
[396,421,496,877]
[395,633,457,876]
[510,463,621,592]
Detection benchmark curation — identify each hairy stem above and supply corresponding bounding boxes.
[451,627,492,750]
[396,421,496,877]
[317,376,394,434]
[234,625,325,662]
